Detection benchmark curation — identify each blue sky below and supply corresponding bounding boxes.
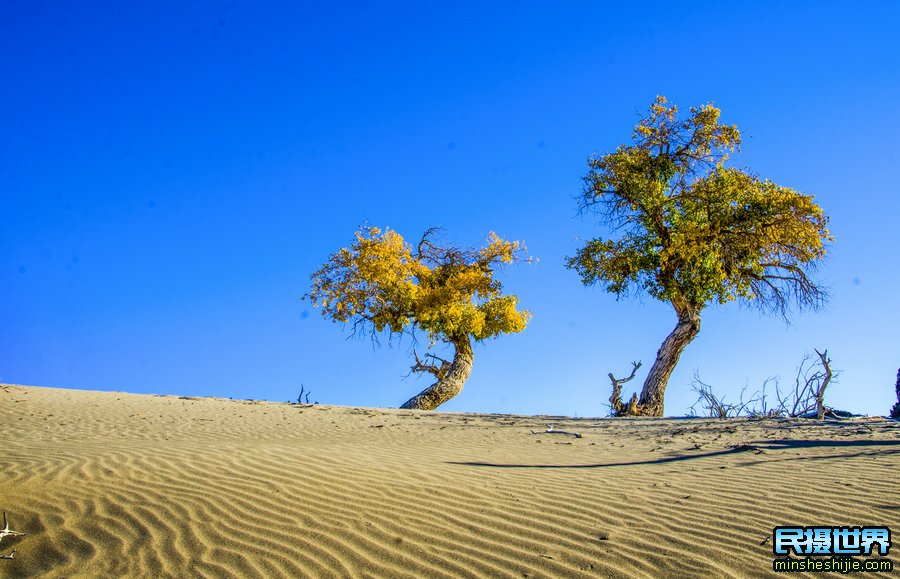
[2,1,898,416]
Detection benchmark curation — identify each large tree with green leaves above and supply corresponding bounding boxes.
[568,96,832,416]
[306,226,531,410]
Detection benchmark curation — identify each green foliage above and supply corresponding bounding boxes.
[567,96,832,316]
[306,226,531,345]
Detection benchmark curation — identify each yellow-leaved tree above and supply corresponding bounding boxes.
[568,96,832,416]
[306,226,531,410]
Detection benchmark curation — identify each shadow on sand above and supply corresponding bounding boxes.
[447,439,900,470]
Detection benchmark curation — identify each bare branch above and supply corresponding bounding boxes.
[691,350,837,419]
[409,349,452,380]
[417,227,445,259]
[415,226,481,267]
[608,361,642,416]
[688,373,782,419]
[814,349,833,420]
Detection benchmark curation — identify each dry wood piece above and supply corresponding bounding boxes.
[0,512,24,562]
[0,512,24,543]
[608,361,642,416]
[813,349,832,420]
[531,425,582,438]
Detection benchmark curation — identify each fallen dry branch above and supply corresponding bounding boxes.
[796,408,862,421]
[531,425,583,438]
[0,512,25,543]
[0,512,24,562]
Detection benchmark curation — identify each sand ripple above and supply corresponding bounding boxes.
[1,385,898,577]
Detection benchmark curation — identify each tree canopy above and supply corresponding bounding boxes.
[569,96,831,317]
[568,96,832,416]
[306,226,530,409]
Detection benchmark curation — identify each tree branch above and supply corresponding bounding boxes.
[409,349,452,380]
[608,361,642,416]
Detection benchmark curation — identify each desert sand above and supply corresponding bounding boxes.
[1,384,897,578]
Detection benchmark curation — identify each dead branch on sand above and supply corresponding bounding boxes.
[0,512,24,562]
[0,512,25,543]
[690,349,841,419]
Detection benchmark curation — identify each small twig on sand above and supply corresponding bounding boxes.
[531,425,582,438]
[1,551,15,560]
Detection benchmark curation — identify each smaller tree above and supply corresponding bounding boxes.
[306,226,531,410]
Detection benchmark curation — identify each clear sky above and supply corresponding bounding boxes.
[3,1,899,416]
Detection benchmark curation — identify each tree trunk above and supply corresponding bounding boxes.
[400,337,474,410]
[631,307,701,416]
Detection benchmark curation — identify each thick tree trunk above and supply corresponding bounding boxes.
[630,307,701,417]
[400,337,474,410]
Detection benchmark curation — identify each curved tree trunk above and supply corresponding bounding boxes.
[400,337,474,410]
[630,307,701,416]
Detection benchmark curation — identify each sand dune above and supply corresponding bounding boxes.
[1,384,897,577]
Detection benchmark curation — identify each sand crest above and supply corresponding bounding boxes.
[1,384,897,577]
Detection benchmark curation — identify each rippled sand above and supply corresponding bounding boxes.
[1,384,897,577]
